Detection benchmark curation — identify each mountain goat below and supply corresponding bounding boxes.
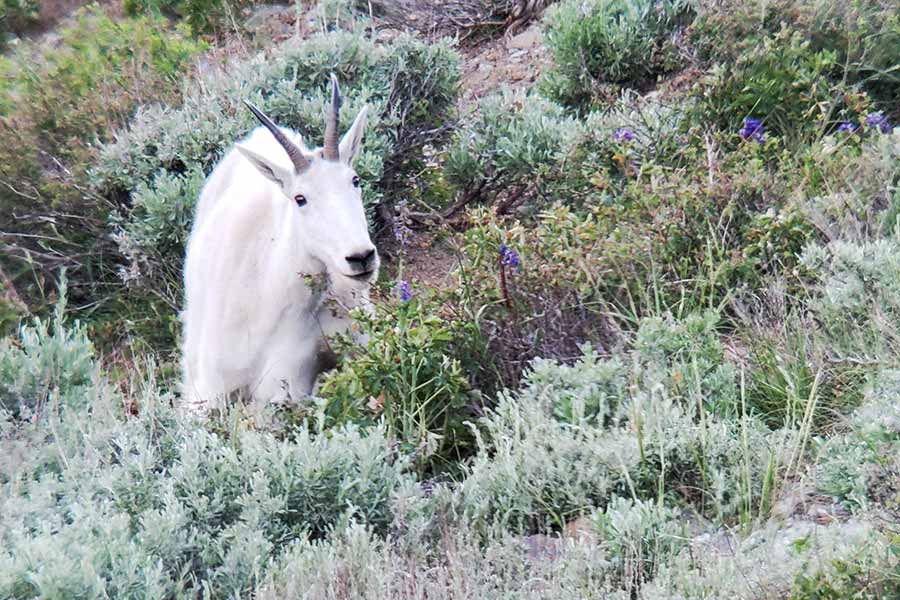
[181,76,378,413]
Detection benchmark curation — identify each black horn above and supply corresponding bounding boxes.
[243,101,310,173]
[323,73,341,161]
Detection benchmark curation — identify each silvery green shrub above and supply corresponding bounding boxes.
[444,91,581,209]
[591,496,686,589]
[634,310,737,416]
[0,306,417,598]
[457,325,782,534]
[259,519,624,599]
[814,369,900,511]
[800,238,900,360]
[644,519,895,599]
[110,166,206,290]
[525,345,628,426]
[0,279,94,419]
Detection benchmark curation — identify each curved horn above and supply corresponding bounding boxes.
[243,101,310,173]
[323,73,342,161]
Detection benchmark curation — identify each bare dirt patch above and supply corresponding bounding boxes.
[458,21,552,111]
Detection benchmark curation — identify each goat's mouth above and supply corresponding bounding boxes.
[346,270,375,282]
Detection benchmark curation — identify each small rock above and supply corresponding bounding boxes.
[506,26,542,50]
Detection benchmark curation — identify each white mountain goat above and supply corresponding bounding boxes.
[181,76,378,412]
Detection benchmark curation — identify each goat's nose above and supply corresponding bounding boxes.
[345,248,376,271]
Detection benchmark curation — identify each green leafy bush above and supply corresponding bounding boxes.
[691,0,900,111]
[0,7,203,160]
[800,128,900,240]
[692,28,866,145]
[452,206,621,387]
[124,0,263,36]
[541,0,695,110]
[319,296,474,474]
[0,0,38,48]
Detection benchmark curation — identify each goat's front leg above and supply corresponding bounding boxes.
[251,329,318,407]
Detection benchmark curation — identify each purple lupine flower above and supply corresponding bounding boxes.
[395,280,412,302]
[837,121,859,134]
[392,219,412,247]
[739,117,765,144]
[613,128,635,142]
[500,243,520,272]
[866,112,892,134]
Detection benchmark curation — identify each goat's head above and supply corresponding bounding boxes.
[237,75,378,288]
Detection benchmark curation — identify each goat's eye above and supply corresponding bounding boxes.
[351,176,360,188]
[294,194,307,207]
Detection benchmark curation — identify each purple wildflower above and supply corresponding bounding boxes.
[613,128,635,142]
[500,243,520,272]
[865,112,892,134]
[739,117,765,144]
[392,219,412,247]
[837,121,859,134]
[395,280,412,302]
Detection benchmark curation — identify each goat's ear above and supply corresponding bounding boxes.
[339,105,368,166]
[237,144,293,191]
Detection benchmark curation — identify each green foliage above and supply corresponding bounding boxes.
[646,519,896,598]
[446,88,691,213]
[528,347,628,426]
[541,0,694,110]
[124,0,261,36]
[0,0,38,49]
[792,555,900,600]
[110,166,206,301]
[0,6,206,320]
[319,297,474,474]
[693,28,866,145]
[691,0,900,111]
[2,0,900,596]
[457,329,782,535]
[737,206,819,281]
[814,370,900,512]
[0,7,203,158]
[634,310,736,415]
[743,321,869,432]
[592,497,686,589]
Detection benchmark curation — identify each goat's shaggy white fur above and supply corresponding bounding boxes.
[181,102,377,412]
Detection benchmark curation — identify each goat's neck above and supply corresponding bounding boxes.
[263,202,323,302]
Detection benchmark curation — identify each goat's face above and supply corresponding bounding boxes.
[289,149,379,286]
[237,86,379,289]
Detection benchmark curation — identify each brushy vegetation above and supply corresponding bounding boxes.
[1,0,899,597]
[541,0,694,111]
